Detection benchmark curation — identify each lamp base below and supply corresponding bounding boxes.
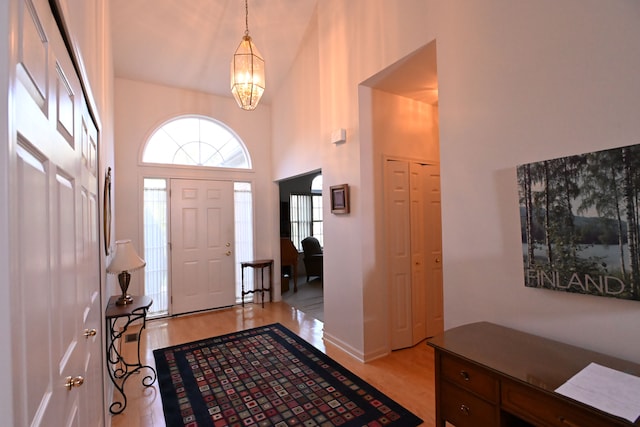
[116,271,134,305]
[116,294,134,306]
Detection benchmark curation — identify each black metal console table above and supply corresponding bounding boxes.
[105,295,157,415]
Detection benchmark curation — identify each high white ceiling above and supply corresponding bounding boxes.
[110,0,438,105]
[110,0,318,104]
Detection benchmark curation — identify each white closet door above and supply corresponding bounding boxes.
[12,0,103,425]
[385,159,443,350]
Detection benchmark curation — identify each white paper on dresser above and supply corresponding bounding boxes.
[555,362,640,423]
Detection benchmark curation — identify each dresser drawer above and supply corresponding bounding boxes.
[502,378,629,427]
[441,380,499,427]
[440,353,499,402]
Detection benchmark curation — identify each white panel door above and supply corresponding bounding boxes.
[409,162,428,343]
[12,0,103,425]
[385,160,413,350]
[171,179,236,314]
[424,164,444,337]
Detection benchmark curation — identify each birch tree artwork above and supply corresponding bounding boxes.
[517,144,640,301]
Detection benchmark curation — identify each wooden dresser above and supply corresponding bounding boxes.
[427,322,640,427]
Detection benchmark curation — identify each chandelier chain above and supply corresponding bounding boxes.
[244,0,249,36]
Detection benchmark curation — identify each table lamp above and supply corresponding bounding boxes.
[107,239,146,305]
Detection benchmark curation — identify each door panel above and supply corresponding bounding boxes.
[12,0,103,425]
[171,179,236,314]
[78,109,102,426]
[410,163,428,344]
[16,142,60,425]
[386,160,413,349]
[425,164,444,336]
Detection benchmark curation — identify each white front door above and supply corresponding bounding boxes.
[171,179,236,314]
[12,0,103,425]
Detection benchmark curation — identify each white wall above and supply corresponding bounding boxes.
[272,8,322,182]
[113,78,277,299]
[436,0,640,362]
[273,0,437,360]
[272,0,640,362]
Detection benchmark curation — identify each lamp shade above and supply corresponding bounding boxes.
[106,240,145,274]
[230,35,265,110]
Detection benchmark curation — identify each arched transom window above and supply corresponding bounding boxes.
[142,116,251,169]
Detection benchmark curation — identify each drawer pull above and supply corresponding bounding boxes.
[558,416,579,427]
[460,404,471,415]
[459,370,470,381]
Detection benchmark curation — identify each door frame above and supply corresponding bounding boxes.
[139,174,256,317]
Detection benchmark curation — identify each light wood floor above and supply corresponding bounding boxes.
[109,301,436,427]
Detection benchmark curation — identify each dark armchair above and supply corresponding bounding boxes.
[301,236,323,282]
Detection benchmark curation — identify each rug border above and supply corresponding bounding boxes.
[153,323,423,426]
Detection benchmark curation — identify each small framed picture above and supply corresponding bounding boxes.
[330,184,350,214]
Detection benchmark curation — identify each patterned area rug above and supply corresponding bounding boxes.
[153,323,423,427]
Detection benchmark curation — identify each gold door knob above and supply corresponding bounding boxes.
[226,242,231,247]
[65,376,84,390]
[83,328,97,338]
[226,251,232,256]
[435,257,441,263]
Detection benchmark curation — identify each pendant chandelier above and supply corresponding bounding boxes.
[230,0,265,110]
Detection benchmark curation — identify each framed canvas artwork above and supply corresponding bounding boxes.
[517,143,640,301]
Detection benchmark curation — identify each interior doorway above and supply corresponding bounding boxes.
[361,39,442,351]
[278,171,324,321]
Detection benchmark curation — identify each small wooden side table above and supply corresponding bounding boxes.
[241,259,273,308]
[105,295,157,415]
